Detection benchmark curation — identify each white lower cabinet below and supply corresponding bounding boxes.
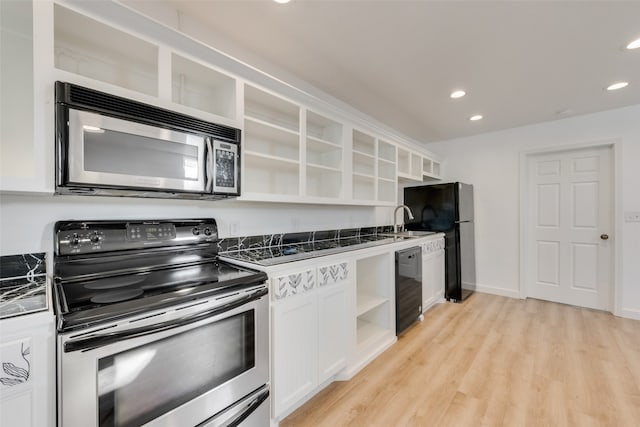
[317,282,349,383]
[271,261,351,420]
[0,311,55,427]
[272,292,318,417]
[422,238,446,311]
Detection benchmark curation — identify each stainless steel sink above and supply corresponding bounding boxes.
[380,230,436,238]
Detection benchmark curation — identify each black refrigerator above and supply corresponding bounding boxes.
[403,182,476,302]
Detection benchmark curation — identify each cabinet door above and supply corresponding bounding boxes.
[422,249,446,311]
[422,251,434,311]
[433,250,445,300]
[272,293,318,418]
[0,313,55,427]
[317,282,349,383]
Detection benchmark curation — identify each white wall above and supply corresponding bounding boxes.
[0,194,395,256]
[424,104,640,319]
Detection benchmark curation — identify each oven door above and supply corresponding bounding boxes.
[65,108,207,192]
[58,286,269,427]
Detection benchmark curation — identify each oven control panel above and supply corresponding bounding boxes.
[55,219,218,255]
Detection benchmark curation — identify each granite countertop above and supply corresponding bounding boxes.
[0,253,48,319]
[220,227,439,266]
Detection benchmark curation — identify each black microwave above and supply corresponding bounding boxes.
[55,81,241,200]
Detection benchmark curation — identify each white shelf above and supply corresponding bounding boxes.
[378,160,395,181]
[245,84,299,132]
[307,138,342,170]
[378,177,395,183]
[54,4,158,96]
[244,118,300,161]
[306,168,342,199]
[378,157,395,165]
[307,135,342,150]
[353,152,375,176]
[352,129,375,156]
[245,116,300,137]
[244,153,299,196]
[307,163,342,173]
[307,110,342,145]
[357,293,388,317]
[378,139,396,163]
[357,319,388,350]
[352,149,375,159]
[352,172,375,180]
[171,53,236,120]
[244,150,299,166]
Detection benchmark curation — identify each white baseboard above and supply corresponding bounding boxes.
[473,283,522,299]
[616,307,640,321]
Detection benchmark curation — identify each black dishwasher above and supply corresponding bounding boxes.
[395,246,422,335]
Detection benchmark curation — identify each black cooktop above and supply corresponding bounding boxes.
[53,219,267,332]
[54,259,266,331]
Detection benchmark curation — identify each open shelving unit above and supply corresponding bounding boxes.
[171,53,236,120]
[355,253,393,352]
[377,139,397,203]
[54,4,158,96]
[305,110,344,199]
[243,84,301,196]
[352,129,376,201]
[43,2,444,205]
[422,157,442,179]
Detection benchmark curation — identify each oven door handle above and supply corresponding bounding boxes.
[64,288,268,353]
[197,386,270,427]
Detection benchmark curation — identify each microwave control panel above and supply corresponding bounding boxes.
[213,140,238,194]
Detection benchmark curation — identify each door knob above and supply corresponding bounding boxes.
[600,234,609,240]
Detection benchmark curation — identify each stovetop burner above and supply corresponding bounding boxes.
[85,276,144,290]
[90,288,144,304]
[53,219,268,332]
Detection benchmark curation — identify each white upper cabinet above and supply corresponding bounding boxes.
[241,84,302,200]
[305,110,344,199]
[171,53,237,120]
[54,4,159,97]
[0,0,442,201]
[0,0,52,194]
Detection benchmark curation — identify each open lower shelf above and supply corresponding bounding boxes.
[244,153,299,196]
[356,318,389,350]
[357,293,388,317]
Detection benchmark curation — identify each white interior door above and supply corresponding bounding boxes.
[526,146,612,310]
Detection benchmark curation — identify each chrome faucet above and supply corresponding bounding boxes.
[394,205,414,233]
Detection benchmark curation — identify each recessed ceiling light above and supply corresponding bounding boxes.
[450,90,466,99]
[627,38,640,50]
[274,0,291,3]
[606,81,629,91]
[469,115,483,121]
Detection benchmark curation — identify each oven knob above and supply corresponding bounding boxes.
[204,228,212,236]
[90,233,102,244]
[69,233,80,246]
[192,227,201,236]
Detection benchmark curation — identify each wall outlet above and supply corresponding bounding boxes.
[624,212,640,223]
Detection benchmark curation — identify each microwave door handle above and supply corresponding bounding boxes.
[63,288,267,353]
[205,137,214,192]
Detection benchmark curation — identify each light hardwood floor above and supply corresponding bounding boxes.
[280,293,640,427]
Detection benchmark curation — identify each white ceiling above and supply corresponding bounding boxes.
[147,0,640,143]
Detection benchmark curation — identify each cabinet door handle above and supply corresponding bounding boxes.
[600,234,609,240]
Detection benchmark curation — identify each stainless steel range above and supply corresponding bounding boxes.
[53,219,269,427]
